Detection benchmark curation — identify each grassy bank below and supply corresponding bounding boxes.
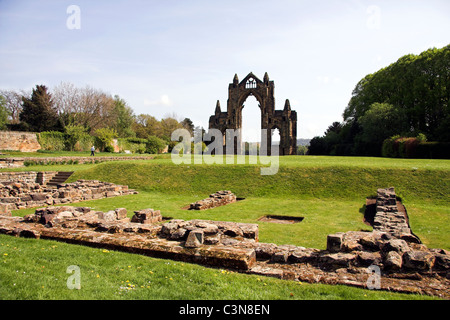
[2,155,449,299]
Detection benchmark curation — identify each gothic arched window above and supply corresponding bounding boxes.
[245,78,257,89]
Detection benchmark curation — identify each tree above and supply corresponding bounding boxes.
[344,45,449,141]
[357,103,408,155]
[0,89,30,124]
[145,135,166,154]
[52,81,81,128]
[75,86,116,133]
[132,114,161,139]
[112,95,135,138]
[307,136,329,155]
[159,117,183,141]
[324,122,342,136]
[94,127,117,152]
[181,118,194,136]
[65,124,88,151]
[0,95,9,130]
[19,85,61,132]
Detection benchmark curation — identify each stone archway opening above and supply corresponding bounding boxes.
[241,94,261,146]
[271,127,281,155]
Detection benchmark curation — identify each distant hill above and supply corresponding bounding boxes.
[242,139,310,146]
[297,139,311,146]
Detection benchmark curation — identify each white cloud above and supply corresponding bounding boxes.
[144,94,172,107]
[316,76,342,85]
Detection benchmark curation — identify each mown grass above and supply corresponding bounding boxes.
[2,155,449,299]
[0,235,437,300]
[0,150,155,158]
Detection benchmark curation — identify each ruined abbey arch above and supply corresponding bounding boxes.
[208,72,297,155]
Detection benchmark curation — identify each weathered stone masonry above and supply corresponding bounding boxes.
[0,179,137,213]
[189,190,236,210]
[0,155,155,168]
[0,131,41,152]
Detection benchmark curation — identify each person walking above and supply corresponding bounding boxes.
[90,146,95,156]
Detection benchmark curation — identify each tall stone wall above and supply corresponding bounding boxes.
[0,131,41,152]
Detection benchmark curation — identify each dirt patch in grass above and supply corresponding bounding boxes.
[258,215,304,224]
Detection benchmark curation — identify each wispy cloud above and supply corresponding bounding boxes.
[144,94,172,107]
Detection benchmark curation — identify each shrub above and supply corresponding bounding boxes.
[38,131,66,151]
[146,135,166,154]
[415,142,450,159]
[104,145,114,153]
[65,124,88,151]
[94,128,117,152]
[382,134,450,159]
[117,137,146,154]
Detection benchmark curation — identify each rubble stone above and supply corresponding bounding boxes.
[189,190,236,210]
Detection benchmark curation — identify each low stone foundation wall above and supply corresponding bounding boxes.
[372,187,420,242]
[0,179,137,211]
[0,206,257,270]
[189,190,236,210]
[0,171,58,185]
[0,155,155,168]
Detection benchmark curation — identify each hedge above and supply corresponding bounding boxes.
[382,136,450,159]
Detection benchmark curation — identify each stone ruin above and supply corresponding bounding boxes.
[0,178,137,214]
[189,190,236,210]
[0,187,449,298]
[0,155,156,169]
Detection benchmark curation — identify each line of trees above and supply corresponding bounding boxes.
[0,82,199,153]
[308,45,450,158]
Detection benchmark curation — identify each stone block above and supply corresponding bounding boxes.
[271,250,289,263]
[288,247,320,264]
[132,209,162,224]
[102,211,117,221]
[0,203,11,216]
[185,229,204,248]
[169,228,188,240]
[403,250,435,271]
[383,251,402,270]
[381,239,410,254]
[357,251,382,267]
[327,232,345,253]
[204,233,221,245]
[115,208,128,220]
[57,211,74,219]
[320,252,356,268]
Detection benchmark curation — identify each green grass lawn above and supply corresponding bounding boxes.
[0,235,437,300]
[1,154,449,299]
[0,150,155,158]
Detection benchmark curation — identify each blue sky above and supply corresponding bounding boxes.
[0,0,449,139]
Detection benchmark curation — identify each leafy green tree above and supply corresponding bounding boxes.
[0,95,9,130]
[344,45,449,141]
[357,103,408,155]
[132,114,161,139]
[112,95,135,138]
[65,124,88,151]
[297,145,308,155]
[160,117,183,141]
[94,127,117,151]
[145,135,166,154]
[307,136,329,155]
[20,85,61,132]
